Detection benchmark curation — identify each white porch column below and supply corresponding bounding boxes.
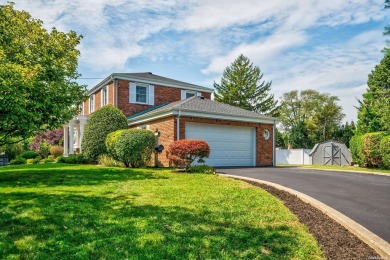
[69,121,75,155]
[79,118,87,153]
[63,125,69,156]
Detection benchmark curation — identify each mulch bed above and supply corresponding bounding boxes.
[245,181,381,259]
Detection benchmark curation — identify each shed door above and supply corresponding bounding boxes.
[185,122,255,167]
[323,144,341,165]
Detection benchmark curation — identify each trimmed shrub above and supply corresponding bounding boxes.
[21,151,39,159]
[350,135,364,166]
[189,165,216,174]
[106,129,155,168]
[362,132,386,168]
[380,135,390,169]
[98,154,124,167]
[56,156,66,163]
[82,105,128,161]
[168,140,210,171]
[50,145,63,158]
[10,156,26,165]
[43,157,55,163]
[39,141,50,158]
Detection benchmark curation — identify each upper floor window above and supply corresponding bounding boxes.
[181,90,200,100]
[89,95,95,113]
[129,82,154,105]
[102,86,108,106]
[136,85,148,104]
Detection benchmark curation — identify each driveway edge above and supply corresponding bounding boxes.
[297,167,390,177]
[221,174,390,259]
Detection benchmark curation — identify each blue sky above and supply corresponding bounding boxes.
[6,0,389,123]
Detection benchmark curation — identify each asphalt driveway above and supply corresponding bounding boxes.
[217,167,390,243]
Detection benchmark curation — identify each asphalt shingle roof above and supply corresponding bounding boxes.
[128,97,275,121]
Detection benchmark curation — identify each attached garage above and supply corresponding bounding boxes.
[186,122,255,167]
[128,96,277,167]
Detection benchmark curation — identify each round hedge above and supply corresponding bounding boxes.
[106,129,155,168]
[82,105,128,161]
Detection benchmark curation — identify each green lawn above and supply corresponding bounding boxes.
[278,164,390,175]
[0,164,324,259]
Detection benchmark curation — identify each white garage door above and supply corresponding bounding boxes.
[185,122,255,167]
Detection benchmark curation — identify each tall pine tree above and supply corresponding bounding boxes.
[214,54,278,116]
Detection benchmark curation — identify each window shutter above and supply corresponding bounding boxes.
[196,92,202,97]
[148,85,154,105]
[181,90,186,100]
[129,82,136,103]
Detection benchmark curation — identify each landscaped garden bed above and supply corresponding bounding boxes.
[0,164,323,259]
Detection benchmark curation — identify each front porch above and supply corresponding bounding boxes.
[63,115,89,156]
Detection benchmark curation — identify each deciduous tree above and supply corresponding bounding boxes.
[0,3,86,146]
[214,54,278,116]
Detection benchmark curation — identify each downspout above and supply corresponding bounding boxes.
[176,110,181,140]
[273,120,276,166]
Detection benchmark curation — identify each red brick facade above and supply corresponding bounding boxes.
[131,116,274,167]
[82,79,211,117]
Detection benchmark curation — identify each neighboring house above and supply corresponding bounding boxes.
[63,72,277,167]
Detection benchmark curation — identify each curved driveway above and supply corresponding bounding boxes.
[217,167,390,243]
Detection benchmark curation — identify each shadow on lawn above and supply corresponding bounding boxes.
[0,165,167,188]
[0,191,307,259]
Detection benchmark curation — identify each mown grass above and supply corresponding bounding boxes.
[277,164,390,175]
[0,164,324,259]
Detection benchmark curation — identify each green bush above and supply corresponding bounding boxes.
[32,156,42,164]
[350,135,364,166]
[82,105,128,161]
[44,157,55,163]
[362,132,386,168]
[21,151,39,159]
[9,156,26,165]
[98,154,124,167]
[106,129,155,168]
[189,165,216,174]
[380,135,390,169]
[39,141,50,158]
[57,154,90,164]
[1,142,24,160]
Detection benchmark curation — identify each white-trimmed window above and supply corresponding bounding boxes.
[89,95,95,113]
[181,90,201,100]
[129,82,154,105]
[80,103,84,115]
[101,85,109,106]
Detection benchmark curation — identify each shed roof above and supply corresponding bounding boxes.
[309,140,347,156]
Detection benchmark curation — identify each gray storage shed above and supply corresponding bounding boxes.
[309,140,351,166]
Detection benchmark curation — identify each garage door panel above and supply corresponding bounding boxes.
[185,122,255,167]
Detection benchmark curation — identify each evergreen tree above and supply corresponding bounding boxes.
[357,53,390,133]
[214,54,278,116]
[332,121,356,147]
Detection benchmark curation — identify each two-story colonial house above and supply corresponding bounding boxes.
[63,72,277,167]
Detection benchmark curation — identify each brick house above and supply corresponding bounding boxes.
[63,72,277,167]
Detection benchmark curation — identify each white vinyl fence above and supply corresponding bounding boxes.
[276,149,312,165]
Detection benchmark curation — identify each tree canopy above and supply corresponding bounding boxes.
[279,89,345,147]
[0,3,86,146]
[357,52,390,134]
[214,54,278,116]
